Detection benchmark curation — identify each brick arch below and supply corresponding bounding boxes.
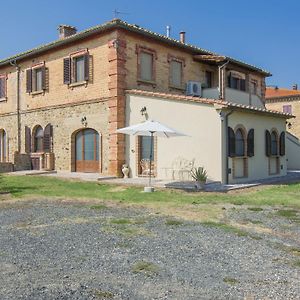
[71,127,102,173]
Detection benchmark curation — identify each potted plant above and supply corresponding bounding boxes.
[191,167,208,190]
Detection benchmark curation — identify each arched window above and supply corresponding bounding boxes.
[34,126,44,152]
[0,129,7,162]
[235,128,245,157]
[271,131,278,156]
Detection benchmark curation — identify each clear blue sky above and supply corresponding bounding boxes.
[1,0,299,88]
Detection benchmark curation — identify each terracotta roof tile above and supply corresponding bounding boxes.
[266,87,300,98]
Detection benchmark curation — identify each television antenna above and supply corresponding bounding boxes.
[113,9,129,19]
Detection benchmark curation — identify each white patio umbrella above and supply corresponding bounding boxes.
[117,120,187,192]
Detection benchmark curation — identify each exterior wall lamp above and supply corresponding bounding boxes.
[81,116,87,127]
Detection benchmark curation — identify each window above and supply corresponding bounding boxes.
[250,80,257,95]
[283,105,292,114]
[63,52,90,85]
[271,131,278,156]
[205,71,213,88]
[0,129,7,162]
[137,135,156,176]
[26,65,46,93]
[235,129,245,157]
[0,75,6,99]
[136,45,157,84]
[228,72,246,91]
[170,60,182,87]
[140,52,153,82]
[34,68,43,92]
[140,136,154,161]
[34,126,44,152]
[74,56,85,82]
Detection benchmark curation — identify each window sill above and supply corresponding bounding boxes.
[169,85,185,91]
[69,81,88,88]
[31,90,45,96]
[0,97,7,102]
[137,79,156,87]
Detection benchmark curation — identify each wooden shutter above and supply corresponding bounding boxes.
[0,77,5,98]
[26,69,32,93]
[43,123,53,153]
[84,54,89,81]
[228,127,235,157]
[247,129,255,157]
[227,73,232,88]
[279,132,285,156]
[25,126,31,153]
[240,79,246,91]
[63,58,71,84]
[41,66,46,90]
[265,130,271,157]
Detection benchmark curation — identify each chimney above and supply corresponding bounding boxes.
[292,83,298,90]
[58,25,77,39]
[166,25,171,38]
[179,31,186,43]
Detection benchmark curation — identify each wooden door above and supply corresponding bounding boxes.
[75,129,99,173]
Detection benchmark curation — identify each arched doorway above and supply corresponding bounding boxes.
[75,128,99,172]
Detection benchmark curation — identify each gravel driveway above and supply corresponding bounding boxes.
[0,198,299,300]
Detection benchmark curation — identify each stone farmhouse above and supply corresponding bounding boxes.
[0,19,293,183]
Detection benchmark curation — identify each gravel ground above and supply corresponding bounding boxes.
[0,199,299,300]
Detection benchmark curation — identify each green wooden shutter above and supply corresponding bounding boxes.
[41,66,46,90]
[63,58,71,84]
[43,123,53,153]
[265,130,271,157]
[25,126,31,153]
[247,129,254,157]
[228,127,235,157]
[26,69,32,93]
[279,132,285,156]
[0,77,5,98]
[84,54,89,81]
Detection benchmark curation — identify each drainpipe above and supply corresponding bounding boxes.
[218,61,229,100]
[10,60,21,153]
[220,109,234,184]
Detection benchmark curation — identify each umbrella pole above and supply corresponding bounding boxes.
[149,131,154,188]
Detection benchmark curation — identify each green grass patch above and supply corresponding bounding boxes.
[276,209,299,221]
[247,207,263,212]
[165,219,183,226]
[292,260,300,267]
[223,277,239,285]
[89,204,107,210]
[132,260,159,276]
[110,218,132,225]
[93,289,114,299]
[244,219,263,225]
[1,175,300,210]
[201,221,249,237]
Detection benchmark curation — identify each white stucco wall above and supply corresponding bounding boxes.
[125,94,223,182]
[286,132,300,169]
[227,112,287,183]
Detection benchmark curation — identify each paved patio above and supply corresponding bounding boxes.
[8,170,300,192]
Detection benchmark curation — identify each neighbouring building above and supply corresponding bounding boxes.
[0,19,293,183]
[266,85,300,169]
[266,85,300,137]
